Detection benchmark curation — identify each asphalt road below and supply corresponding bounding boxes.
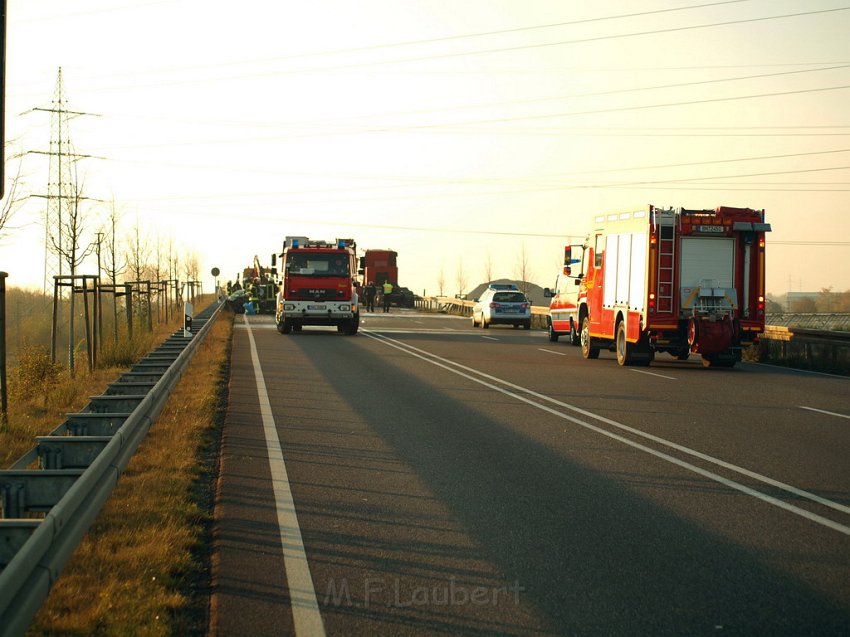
[211,310,850,636]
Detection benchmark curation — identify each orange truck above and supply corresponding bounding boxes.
[544,205,771,367]
[272,237,360,335]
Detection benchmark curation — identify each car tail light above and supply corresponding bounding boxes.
[489,302,500,308]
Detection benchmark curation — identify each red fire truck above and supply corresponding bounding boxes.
[546,205,771,367]
[273,237,360,335]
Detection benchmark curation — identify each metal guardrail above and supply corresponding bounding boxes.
[0,300,222,637]
[764,313,850,331]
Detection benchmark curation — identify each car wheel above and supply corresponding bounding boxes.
[569,321,580,346]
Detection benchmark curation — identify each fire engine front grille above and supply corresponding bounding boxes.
[291,288,343,301]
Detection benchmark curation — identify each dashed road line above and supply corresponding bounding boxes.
[630,369,677,380]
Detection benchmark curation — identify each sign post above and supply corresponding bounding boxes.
[183,302,193,338]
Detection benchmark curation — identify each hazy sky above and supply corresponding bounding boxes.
[2,0,849,297]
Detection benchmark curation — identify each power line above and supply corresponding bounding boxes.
[43,6,850,92]
[33,0,760,85]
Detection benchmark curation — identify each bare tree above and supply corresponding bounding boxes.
[483,252,494,286]
[102,200,126,283]
[48,167,96,375]
[0,154,26,241]
[125,219,150,282]
[436,266,446,297]
[455,258,468,299]
[514,242,533,296]
[101,199,126,338]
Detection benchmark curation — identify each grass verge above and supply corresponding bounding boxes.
[22,307,233,636]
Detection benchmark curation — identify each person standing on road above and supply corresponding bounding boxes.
[364,281,377,312]
[382,280,394,313]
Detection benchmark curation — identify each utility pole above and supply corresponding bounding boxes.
[1,0,7,199]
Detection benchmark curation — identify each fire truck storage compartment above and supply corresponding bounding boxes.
[602,232,647,310]
[679,237,735,313]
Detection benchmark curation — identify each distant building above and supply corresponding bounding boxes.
[785,291,820,311]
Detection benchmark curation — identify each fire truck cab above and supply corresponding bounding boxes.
[274,237,360,335]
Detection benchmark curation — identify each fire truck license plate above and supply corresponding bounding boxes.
[307,304,326,310]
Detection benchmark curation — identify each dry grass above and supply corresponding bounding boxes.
[0,298,208,466]
[0,296,232,636]
[25,308,232,636]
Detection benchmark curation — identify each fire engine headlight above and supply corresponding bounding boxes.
[283,303,295,311]
[338,304,351,311]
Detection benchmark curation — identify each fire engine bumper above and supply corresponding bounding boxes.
[277,301,357,326]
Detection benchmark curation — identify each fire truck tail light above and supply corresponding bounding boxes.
[650,235,657,245]
[759,238,766,248]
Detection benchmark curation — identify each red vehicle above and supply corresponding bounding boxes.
[547,205,771,368]
[359,249,415,307]
[273,237,360,335]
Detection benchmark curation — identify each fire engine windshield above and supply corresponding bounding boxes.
[286,252,350,276]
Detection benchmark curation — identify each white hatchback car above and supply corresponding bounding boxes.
[471,285,532,329]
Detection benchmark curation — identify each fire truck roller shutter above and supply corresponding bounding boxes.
[679,237,735,293]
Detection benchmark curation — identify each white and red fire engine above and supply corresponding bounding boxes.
[273,237,360,335]
[544,205,771,367]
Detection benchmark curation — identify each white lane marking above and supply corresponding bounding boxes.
[538,348,567,356]
[244,315,326,636]
[481,336,499,341]
[362,330,850,534]
[630,369,677,380]
[800,406,850,420]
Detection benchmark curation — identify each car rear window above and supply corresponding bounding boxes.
[493,292,527,303]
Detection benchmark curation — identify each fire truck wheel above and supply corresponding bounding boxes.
[569,322,580,346]
[343,316,359,335]
[615,321,633,366]
[581,316,599,359]
[278,320,292,334]
[548,321,559,342]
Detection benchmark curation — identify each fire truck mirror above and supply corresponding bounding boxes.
[563,246,572,265]
[564,266,572,276]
